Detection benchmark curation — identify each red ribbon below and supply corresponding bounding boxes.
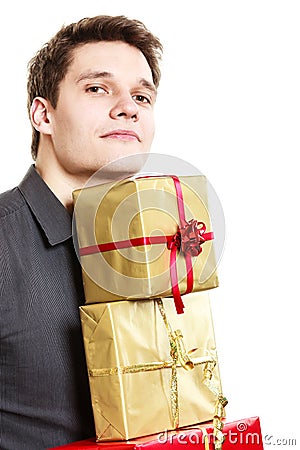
[166,176,213,313]
[79,176,214,314]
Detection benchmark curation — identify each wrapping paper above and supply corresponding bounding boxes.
[79,292,224,441]
[50,416,264,449]
[73,175,218,306]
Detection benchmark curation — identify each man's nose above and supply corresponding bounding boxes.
[109,93,139,121]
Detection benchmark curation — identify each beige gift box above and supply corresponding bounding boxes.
[73,175,218,306]
[80,291,224,441]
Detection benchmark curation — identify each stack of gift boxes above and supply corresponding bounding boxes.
[71,175,263,450]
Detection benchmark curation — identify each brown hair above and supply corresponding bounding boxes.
[27,15,163,159]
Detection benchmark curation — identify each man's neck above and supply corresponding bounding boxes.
[35,148,90,213]
[35,165,77,213]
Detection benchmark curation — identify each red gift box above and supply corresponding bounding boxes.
[50,416,264,449]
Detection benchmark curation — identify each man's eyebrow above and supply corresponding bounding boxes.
[76,71,113,83]
[76,71,157,95]
[139,78,157,96]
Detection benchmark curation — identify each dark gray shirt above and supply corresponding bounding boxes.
[0,166,94,449]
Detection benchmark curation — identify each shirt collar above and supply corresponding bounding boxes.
[18,165,73,246]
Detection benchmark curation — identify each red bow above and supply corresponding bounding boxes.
[179,219,207,256]
[167,218,212,314]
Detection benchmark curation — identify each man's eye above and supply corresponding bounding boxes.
[86,86,107,94]
[133,94,151,104]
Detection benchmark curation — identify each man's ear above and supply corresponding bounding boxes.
[30,97,52,135]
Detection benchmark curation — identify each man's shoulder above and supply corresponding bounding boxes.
[0,187,26,220]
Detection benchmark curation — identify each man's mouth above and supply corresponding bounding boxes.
[101,129,140,142]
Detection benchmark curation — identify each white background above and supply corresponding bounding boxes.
[1,1,299,448]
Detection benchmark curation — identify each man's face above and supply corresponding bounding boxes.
[47,41,156,179]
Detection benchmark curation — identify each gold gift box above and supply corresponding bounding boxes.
[80,291,224,441]
[73,175,218,304]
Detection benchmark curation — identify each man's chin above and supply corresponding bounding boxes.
[85,152,150,187]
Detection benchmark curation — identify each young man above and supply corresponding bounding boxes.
[0,15,162,449]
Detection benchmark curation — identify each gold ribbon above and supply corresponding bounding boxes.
[156,298,196,428]
[89,356,214,430]
[88,356,210,377]
[201,428,210,450]
[88,298,227,442]
[203,361,228,450]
